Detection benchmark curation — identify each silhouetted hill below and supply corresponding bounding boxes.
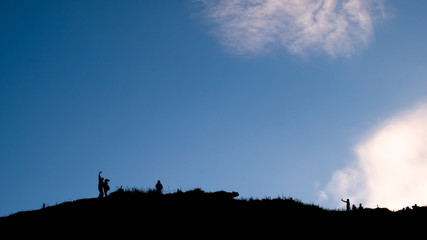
[2,188,426,236]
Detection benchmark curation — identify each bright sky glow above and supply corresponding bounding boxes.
[322,103,427,210]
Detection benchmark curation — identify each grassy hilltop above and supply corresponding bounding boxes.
[1,187,426,235]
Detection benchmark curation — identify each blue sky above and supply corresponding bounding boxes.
[2,0,427,215]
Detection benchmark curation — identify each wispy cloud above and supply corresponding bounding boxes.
[197,0,386,57]
[321,103,427,210]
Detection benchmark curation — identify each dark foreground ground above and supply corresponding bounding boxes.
[1,188,426,236]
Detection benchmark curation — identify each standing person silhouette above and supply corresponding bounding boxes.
[155,180,163,194]
[341,198,350,211]
[98,171,104,198]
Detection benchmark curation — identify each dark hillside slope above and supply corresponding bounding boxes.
[1,188,426,235]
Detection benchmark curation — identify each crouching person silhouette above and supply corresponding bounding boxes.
[155,180,163,195]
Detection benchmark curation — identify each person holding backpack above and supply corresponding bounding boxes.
[103,178,110,197]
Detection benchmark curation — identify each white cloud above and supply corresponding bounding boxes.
[322,103,427,210]
[197,0,386,57]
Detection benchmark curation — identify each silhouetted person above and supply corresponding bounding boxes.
[352,204,357,211]
[155,180,163,194]
[359,203,364,210]
[98,171,104,198]
[103,179,110,197]
[341,198,350,211]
